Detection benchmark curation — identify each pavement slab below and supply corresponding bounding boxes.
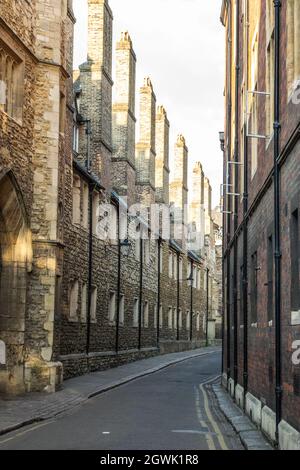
[212,383,274,450]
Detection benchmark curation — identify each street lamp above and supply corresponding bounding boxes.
[116,238,132,354]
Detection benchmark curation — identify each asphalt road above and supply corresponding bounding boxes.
[0,351,243,450]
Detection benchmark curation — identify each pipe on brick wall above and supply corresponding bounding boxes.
[273,0,282,443]
[233,0,241,388]
[157,238,162,347]
[190,260,194,341]
[176,253,180,342]
[242,0,249,407]
[225,0,233,383]
[206,267,210,347]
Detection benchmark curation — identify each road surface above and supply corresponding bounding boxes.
[0,351,243,450]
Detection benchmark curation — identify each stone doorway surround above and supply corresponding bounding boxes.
[0,170,32,394]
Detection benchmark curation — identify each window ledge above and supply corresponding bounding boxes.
[268,320,273,327]
[251,322,258,328]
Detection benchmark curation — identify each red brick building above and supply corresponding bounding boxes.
[221,0,300,449]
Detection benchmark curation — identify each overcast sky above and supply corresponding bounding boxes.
[73,0,224,207]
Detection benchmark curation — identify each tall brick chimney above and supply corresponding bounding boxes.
[169,135,189,246]
[170,134,188,210]
[112,31,137,206]
[136,78,157,208]
[190,161,205,252]
[77,0,113,190]
[155,105,170,205]
[203,176,212,236]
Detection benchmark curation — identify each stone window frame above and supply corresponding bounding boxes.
[69,279,79,322]
[179,257,183,283]
[186,310,190,331]
[108,291,116,325]
[133,298,139,328]
[178,309,183,330]
[90,286,98,324]
[119,293,125,327]
[168,307,173,330]
[81,282,88,323]
[168,252,173,278]
[72,174,81,225]
[196,312,201,332]
[0,38,24,123]
[143,301,149,328]
[173,307,177,330]
[159,304,163,329]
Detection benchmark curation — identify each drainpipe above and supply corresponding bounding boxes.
[206,267,210,347]
[219,132,225,373]
[273,0,282,443]
[138,236,143,350]
[177,253,180,341]
[233,0,240,388]
[86,183,93,357]
[157,238,162,347]
[190,260,194,342]
[226,0,233,384]
[115,205,121,354]
[242,0,249,408]
[85,120,92,358]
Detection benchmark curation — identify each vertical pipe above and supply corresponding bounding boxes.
[226,0,233,383]
[233,0,241,387]
[243,124,249,406]
[273,0,282,442]
[86,122,92,359]
[86,184,93,357]
[138,236,143,350]
[177,253,180,341]
[157,238,161,347]
[206,267,210,347]
[221,140,226,374]
[115,206,121,354]
[190,260,194,341]
[242,0,249,407]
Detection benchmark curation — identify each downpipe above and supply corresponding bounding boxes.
[273,0,282,445]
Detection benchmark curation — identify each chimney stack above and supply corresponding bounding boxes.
[112,31,137,206]
[136,77,157,208]
[155,105,170,205]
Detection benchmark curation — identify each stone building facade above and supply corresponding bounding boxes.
[0,0,75,394]
[221,0,300,449]
[0,0,221,395]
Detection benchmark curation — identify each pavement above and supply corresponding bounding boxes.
[0,348,244,450]
[212,383,273,450]
[0,346,219,437]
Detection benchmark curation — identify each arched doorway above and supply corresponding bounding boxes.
[0,172,32,394]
